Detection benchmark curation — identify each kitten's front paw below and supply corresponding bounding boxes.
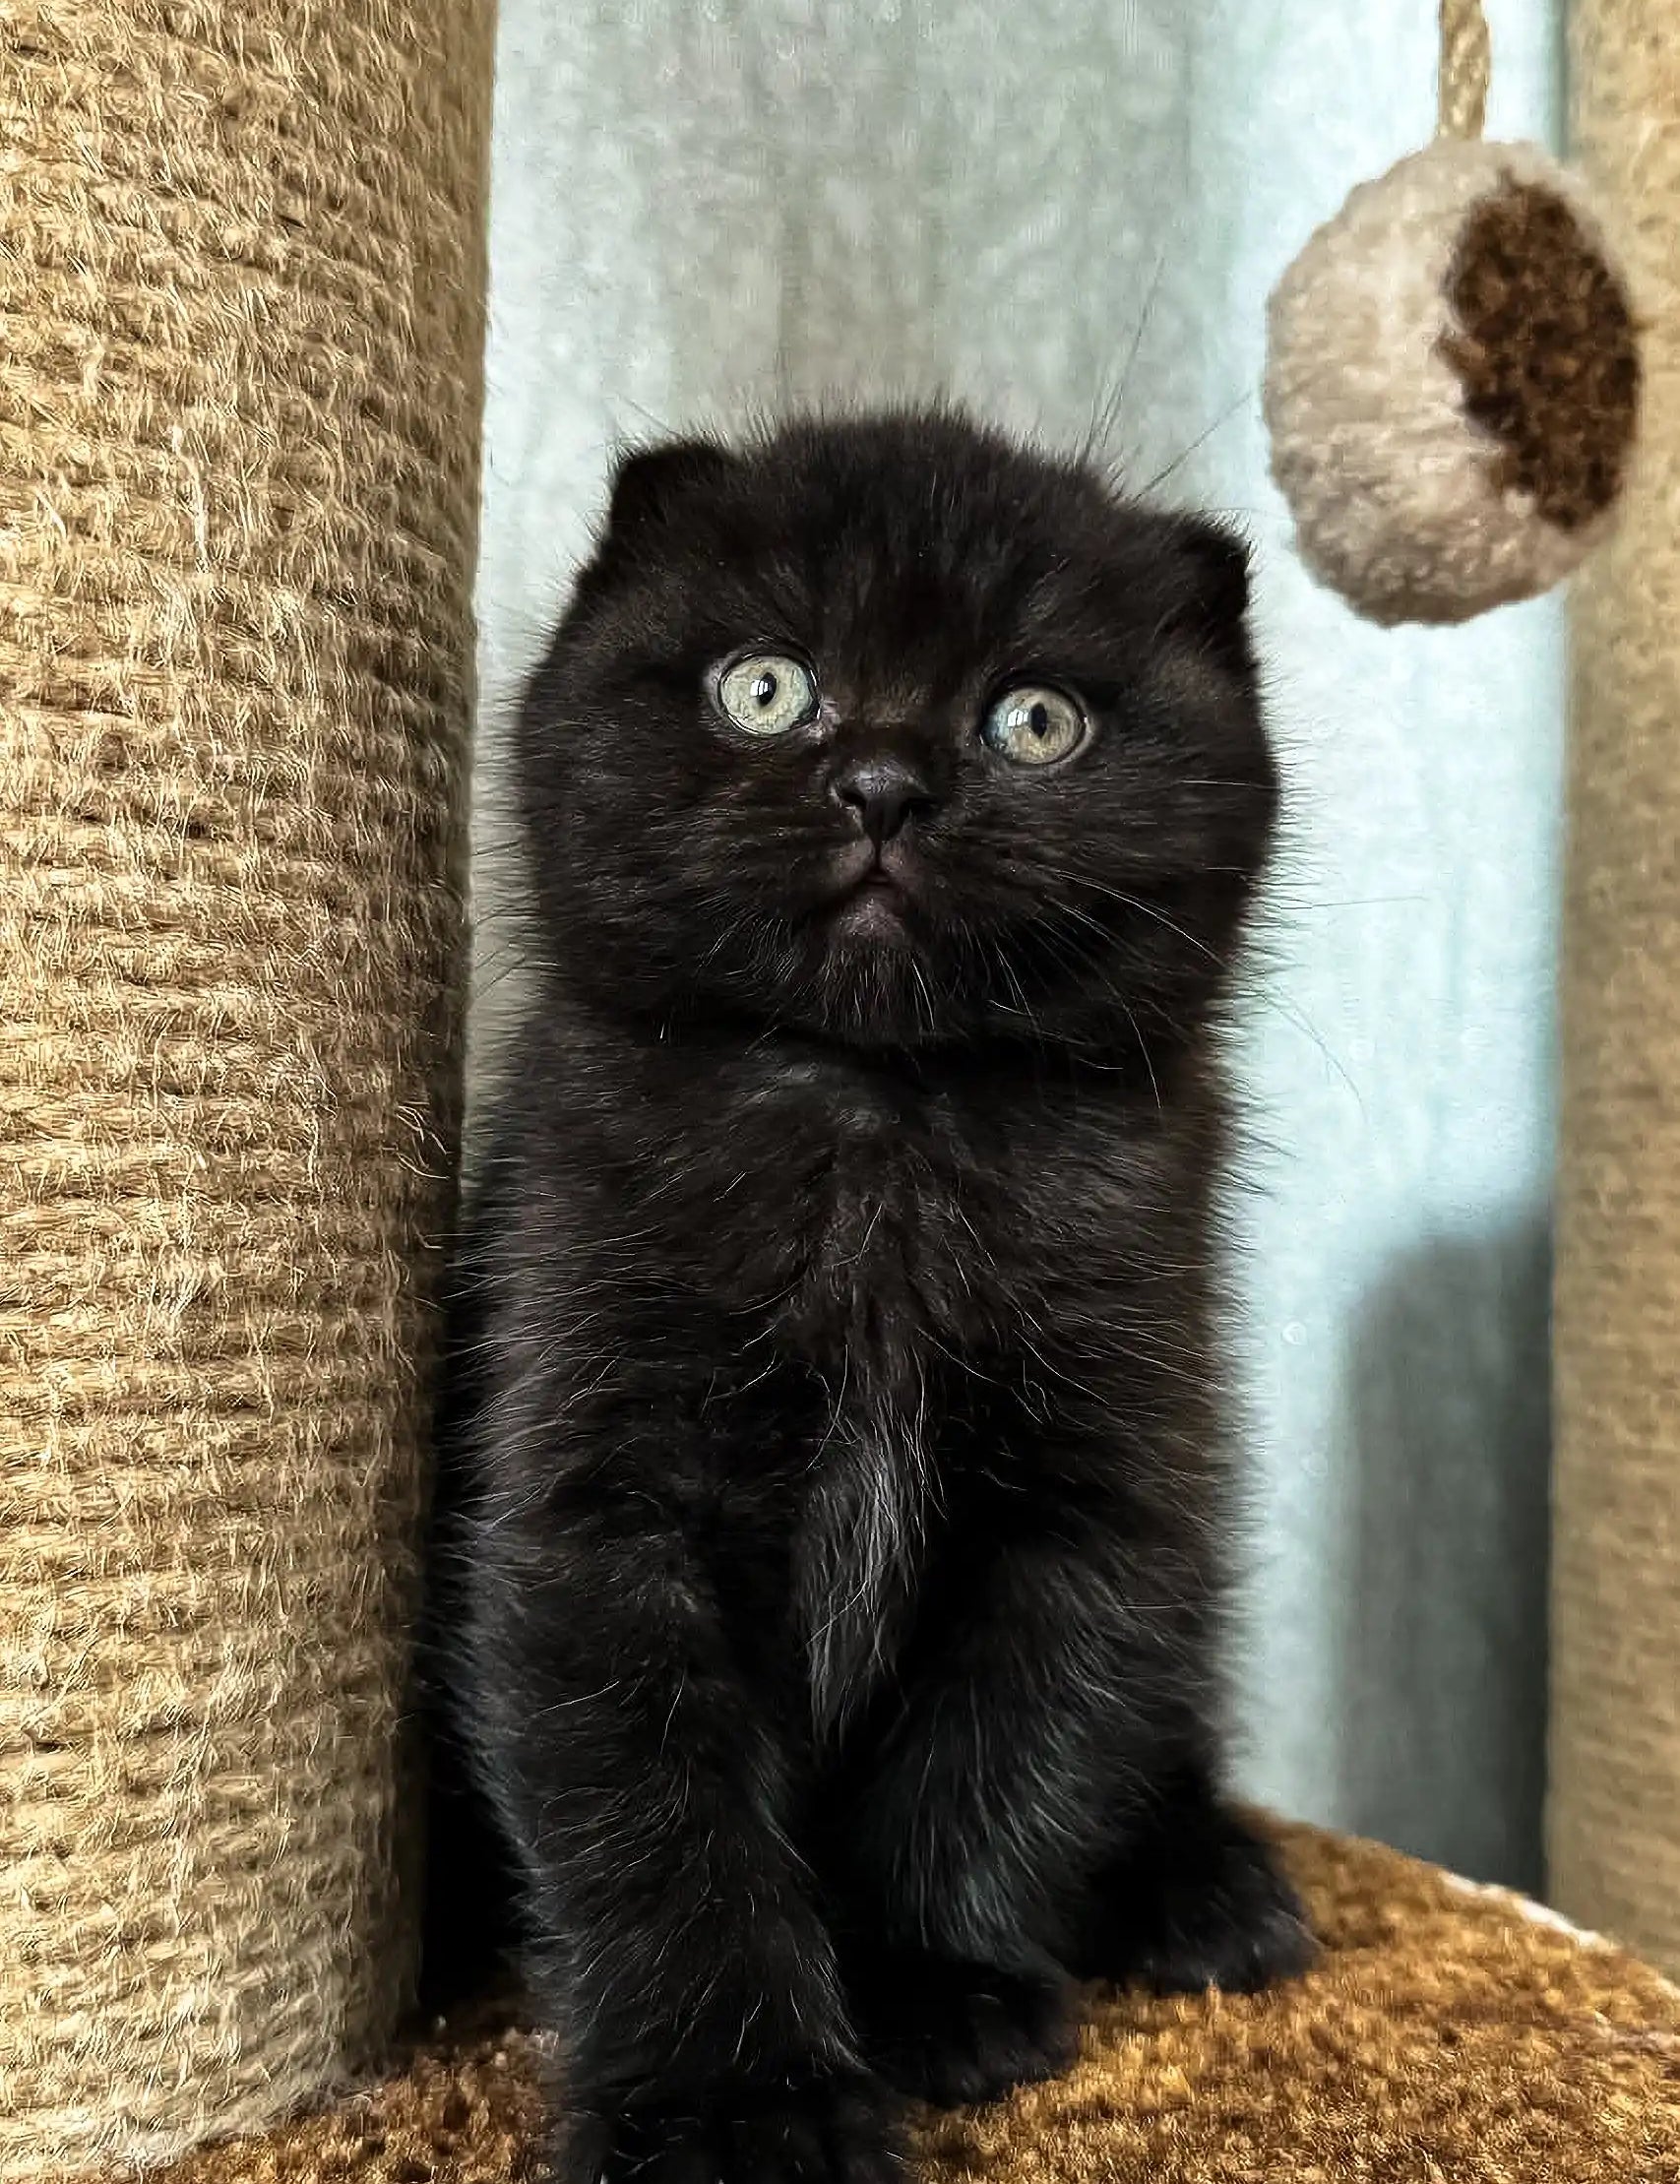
[851,1949,1077,2108]
[1074,1804,1315,1995]
[556,2068,902,2184]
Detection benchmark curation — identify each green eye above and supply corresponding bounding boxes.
[980,685,1088,768]
[716,653,819,736]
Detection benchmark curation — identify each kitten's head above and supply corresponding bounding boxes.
[517,409,1277,1057]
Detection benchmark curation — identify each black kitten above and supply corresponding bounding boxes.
[429,408,1311,2184]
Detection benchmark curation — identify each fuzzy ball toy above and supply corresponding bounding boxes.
[1263,0,1642,625]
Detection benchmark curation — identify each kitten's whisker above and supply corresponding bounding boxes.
[1173,779,1284,794]
[1015,860,1231,971]
[1081,248,1166,473]
[610,396,681,443]
[1140,391,1254,499]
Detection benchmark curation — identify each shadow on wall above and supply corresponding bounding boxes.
[1333,1209,1553,1896]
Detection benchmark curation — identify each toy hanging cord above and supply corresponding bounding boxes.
[1438,0,1492,140]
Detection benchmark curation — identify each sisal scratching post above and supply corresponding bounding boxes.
[1551,0,1680,1976]
[0,1,492,2173]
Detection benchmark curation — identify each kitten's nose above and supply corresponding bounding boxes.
[833,755,937,846]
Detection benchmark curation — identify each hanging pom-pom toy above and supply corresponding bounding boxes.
[1262,0,1642,626]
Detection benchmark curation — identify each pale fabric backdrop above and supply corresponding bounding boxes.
[469,0,1562,1888]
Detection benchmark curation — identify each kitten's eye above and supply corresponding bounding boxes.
[716,653,819,736]
[980,685,1089,768]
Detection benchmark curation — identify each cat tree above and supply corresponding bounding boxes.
[0,0,1675,2177]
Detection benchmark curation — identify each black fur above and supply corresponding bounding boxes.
[426,408,1311,2183]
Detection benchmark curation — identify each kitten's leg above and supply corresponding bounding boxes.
[1067,1757,1315,1995]
[467,1505,900,2184]
[831,1545,1312,2104]
[840,1942,1076,2110]
[824,1536,1132,2107]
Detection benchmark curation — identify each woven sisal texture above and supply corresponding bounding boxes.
[82,1825,1680,2184]
[1551,0,1680,1980]
[0,1,492,2173]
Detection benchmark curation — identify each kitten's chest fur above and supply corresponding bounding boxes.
[791,1120,977,1373]
[710,1058,1071,1735]
[573,1039,1176,1738]
[779,1117,974,1735]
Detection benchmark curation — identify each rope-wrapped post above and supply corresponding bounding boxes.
[1551,0,1680,1976]
[1437,0,1492,143]
[0,1,492,2171]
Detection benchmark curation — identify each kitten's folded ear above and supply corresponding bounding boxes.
[1164,517,1256,673]
[604,437,737,537]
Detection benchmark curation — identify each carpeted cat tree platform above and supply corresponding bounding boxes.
[3,2,1678,2182]
[99,1825,1680,2184]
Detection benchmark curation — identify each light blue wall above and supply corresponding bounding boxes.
[472,0,1562,1887]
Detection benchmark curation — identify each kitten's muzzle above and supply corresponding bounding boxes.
[831,753,937,847]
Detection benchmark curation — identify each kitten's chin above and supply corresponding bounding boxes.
[808,925,943,1048]
[829,880,914,945]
